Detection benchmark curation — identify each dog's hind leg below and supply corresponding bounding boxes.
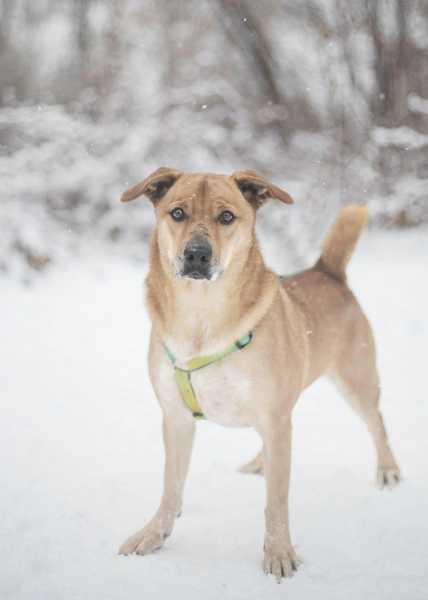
[329,317,400,488]
[239,450,264,475]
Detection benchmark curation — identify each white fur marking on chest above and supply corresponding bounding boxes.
[190,358,253,427]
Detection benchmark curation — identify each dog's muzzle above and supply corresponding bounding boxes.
[181,240,213,280]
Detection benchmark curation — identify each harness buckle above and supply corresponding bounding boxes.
[236,331,253,349]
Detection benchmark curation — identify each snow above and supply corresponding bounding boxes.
[370,126,428,150]
[1,99,427,278]
[1,229,428,600]
[408,93,428,116]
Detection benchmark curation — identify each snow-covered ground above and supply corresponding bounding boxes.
[1,229,428,600]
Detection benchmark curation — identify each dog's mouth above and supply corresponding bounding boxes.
[179,264,213,281]
[184,270,209,280]
[172,258,222,282]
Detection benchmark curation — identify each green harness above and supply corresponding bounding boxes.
[164,332,253,419]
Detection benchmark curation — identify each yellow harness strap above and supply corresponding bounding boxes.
[164,332,253,419]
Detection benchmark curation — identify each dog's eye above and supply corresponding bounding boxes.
[170,208,185,221]
[219,210,235,224]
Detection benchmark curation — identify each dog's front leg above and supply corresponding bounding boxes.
[119,412,195,555]
[259,416,300,581]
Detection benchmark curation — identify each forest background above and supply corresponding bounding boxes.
[0,0,427,278]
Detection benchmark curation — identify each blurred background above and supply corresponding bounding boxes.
[1,0,427,279]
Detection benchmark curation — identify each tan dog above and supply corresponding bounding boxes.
[118,168,400,580]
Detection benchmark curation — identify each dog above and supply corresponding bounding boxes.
[118,168,400,581]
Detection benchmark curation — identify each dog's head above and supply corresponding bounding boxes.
[121,168,293,282]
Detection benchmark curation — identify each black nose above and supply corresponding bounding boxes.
[184,241,212,266]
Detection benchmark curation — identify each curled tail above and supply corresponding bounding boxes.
[315,204,369,282]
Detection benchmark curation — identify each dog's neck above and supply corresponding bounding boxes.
[146,232,280,360]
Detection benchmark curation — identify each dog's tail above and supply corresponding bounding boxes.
[314,204,369,282]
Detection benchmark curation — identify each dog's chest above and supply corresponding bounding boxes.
[156,348,255,427]
[190,359,253,427]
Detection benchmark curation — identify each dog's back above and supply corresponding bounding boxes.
[281,204,371,387]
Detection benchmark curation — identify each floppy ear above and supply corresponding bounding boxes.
[230,169,293,208]
[120,167,183,203]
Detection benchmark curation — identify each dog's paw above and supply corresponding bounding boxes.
[377,466,401,489]
[118,525,168,556]
[239,452,264,475]
[263,545,300,582]
[118,511,177,556]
